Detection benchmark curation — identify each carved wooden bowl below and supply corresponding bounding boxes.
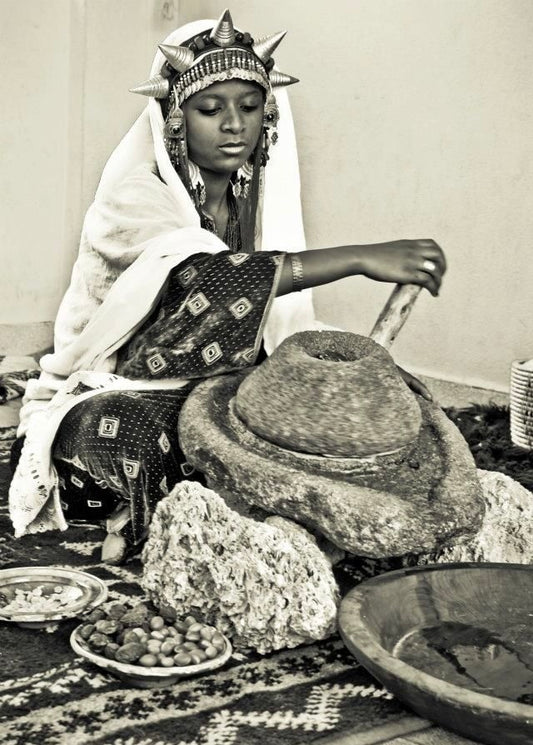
[338,563,533,745]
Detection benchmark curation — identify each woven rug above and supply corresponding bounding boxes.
[0,392,530,745]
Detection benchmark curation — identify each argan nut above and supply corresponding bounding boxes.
[88,632,109,649]
[174,652,192,666]
[189,650,206,664]
[158,603,177,622]
[78,623,95,640]
[106,603,128,619]
[159,656,175,667]
[120,605,149,626]
[115,642,145,664]
[139,653,158,667]
[104,643,120,660]
[146,639,162,654]
[203,644,219,659]
[149,615,165,631]
[123,630,142,645]
[95,619,119,635]
[185,631,201,642]
[160,640,176,656]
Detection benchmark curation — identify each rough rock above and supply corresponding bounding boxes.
[343,469,533,580]
[429,469,533,563]
[178,370,484,557]
[141,481,339,654]
[236,331,422,457]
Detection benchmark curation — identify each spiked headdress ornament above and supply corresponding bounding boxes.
[130,9,298,103]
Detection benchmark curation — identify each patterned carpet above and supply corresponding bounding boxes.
[0,423,411,745]
[0,396,531,745]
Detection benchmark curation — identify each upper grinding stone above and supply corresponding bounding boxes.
[235,331,422,457]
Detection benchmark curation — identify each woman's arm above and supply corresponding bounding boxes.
[275,238,446,401]
[276,239,446,297]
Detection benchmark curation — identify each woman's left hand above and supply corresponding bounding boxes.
[396,365,434,401]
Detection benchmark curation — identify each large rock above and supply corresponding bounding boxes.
[338,469,533,582]
[141,481,339,654]
[178,372,484,557]
[429,469,533,563]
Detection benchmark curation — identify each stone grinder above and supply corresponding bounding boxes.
[178,284,484,558]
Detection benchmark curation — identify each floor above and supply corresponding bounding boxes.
[0,355,41,429]
[1,356,510,745]
[320,718,480,745]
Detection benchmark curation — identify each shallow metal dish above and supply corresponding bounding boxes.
[338,562,533,745]
[0,566,108,628]
[71,625,233,688]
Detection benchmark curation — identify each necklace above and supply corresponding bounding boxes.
[200,192,242,252]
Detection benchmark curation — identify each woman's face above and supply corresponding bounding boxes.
[182,80,264,175]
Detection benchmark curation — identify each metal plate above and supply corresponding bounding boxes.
[0,566,108,627]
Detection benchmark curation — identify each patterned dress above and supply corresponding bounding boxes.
[52,206,284,549]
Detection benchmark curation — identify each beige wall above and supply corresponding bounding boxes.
[2,0,532,389]
[182,0,533,391]
[0,0,179,343]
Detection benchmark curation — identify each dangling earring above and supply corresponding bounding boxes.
[164,97,206,209]
[232,160,254,199]
[188,160,206,207]
[261,92,279,165]
[164,103,188,179]
[164,105,185,139]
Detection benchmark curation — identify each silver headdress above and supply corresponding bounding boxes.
[130,10,297,227]
[130,8,298,103]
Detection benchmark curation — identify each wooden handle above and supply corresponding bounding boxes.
[369,284,422,350]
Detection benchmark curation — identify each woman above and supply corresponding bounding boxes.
[9,11,445,563]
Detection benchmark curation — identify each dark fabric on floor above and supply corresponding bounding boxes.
[445,404,533,490]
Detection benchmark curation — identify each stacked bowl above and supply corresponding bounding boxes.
[510,359,533,449]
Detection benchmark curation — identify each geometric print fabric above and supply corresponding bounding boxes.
[52,250,283,550]
[117,250,283,380]
[53,386,198,545]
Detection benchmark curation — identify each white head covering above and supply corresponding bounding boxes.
[93,18,316,354]
[96,20,306,253]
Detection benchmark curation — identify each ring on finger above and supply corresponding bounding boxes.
[422,259,437,272]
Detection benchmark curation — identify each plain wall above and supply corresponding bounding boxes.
[2,0,532,388]
[180,0,533,391]
[0,0,179,333]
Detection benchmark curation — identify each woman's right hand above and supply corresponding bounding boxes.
[355,239,447,296]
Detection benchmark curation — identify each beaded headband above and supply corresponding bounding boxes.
[130,8,298,104]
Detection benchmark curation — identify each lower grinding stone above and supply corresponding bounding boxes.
[178,374,484,557]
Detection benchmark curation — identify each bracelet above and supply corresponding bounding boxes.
[290,253,305,291]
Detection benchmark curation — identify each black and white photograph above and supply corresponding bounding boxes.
[1,1,532,743]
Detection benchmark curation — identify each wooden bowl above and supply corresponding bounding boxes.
[0,567,107,628]
[338,563,533,745]
[71,626,233,688]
